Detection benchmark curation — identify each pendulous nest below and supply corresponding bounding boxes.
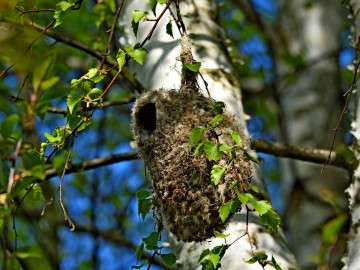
[131,89,253,242]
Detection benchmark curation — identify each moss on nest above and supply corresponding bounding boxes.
[131,89,253,242]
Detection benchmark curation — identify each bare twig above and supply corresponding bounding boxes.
[99,0,125,69]
[139,0,173,48]
[322,60,360,172]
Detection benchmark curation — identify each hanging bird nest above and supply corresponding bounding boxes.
[131,35,253,242]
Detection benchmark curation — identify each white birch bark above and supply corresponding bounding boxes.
[342,1,360,268]
[275,1,348,269]
[120,1,297,269]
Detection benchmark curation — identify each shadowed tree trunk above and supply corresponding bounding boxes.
[272,2,349,269]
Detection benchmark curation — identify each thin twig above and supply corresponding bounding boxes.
[322,60,360,172]
[139,0,173,48]
[58,135,77,231]
[99,0,125,69]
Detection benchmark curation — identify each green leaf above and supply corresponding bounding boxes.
[85,68,98,79]
[236,191,253,204]
[88,88,103,100]
[67,91,83,114]
[16,245,42,259]
[41,76,59,90]
[142,231,159,250]
[250,185,259,193]
[184,62,201,72]
[166,20,174,38]
[244,150,259,164]
[54,1,74,27]
[251,200,272,215]
[138,198,152,220]
[57,1,74,11]
[199,245,226,270]
[131,259,148,269]
[259,209,281,233]
[135,243,144,261]
[212,101,225,114]
[158,0,167,3]
[213,230,230,239]
[219,198,240,223]
[30,165,46,180]
[160,253,177,266]
[203,140,223,161]
[211,165,226,186]
[131,20,140,37]
[193,142,204,156]
[218,144,233,153]
[149,0,157,15]
[131,10,148,23]
[136,189,151,200]
[116,49,127,71]
[207,114,223,129]
[272,256,283,270]
[227,181,240,190]
[189,127,204,148]
[321,214,347,246]
[32,184,45,202]
[1,114,19,139]
[229,130,243,147]
[67,115,88,132]
[33,56,53,92]
[244,252,268,264]
[126,47,148,65]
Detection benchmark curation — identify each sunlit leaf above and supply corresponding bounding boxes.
[67,91,83,114]
[259,209,281,233]
[211,165,226,186]
[219,198,240,223]
[116,49,127,71]
[244,252,267,264]
[126,47,148,65]
[214,230,230,238]
[131,10,148,23]
[189,127,204,148]
[229,130,243,147]
[203,140,223,161]
[207,114,223,129]
[199,245,226,270]
[149,0,157,15]
[184,62,201,72]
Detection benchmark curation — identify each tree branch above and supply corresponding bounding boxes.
[251,139,350,170]
[42,140,351,181]
[44,151,138,179]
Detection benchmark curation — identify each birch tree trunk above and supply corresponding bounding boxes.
[342,2,360,268]
[275,2,348,269]
[121,1,297,269]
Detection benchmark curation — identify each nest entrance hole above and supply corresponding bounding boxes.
[136,102,157,133]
